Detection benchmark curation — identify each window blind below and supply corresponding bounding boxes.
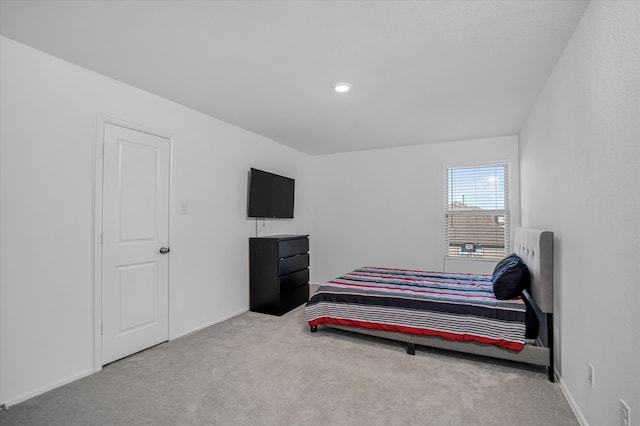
[444,164,510,260]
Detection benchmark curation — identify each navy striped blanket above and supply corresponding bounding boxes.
[305,267,527,351]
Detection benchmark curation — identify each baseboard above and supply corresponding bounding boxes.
[2,310,252,408]
[172,308,248,340]
[2,308,297,407]
[556,368,589,426]
[2,367,95,408]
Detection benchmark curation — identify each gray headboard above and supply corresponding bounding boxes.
[513,228,554,313]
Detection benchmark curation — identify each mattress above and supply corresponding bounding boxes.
[305,267,528,351]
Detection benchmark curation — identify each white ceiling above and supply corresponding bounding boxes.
[0,0,589,155]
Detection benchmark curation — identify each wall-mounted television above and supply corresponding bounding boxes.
[247,168,295,219]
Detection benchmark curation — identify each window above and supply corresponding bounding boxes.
[444,164,510,260]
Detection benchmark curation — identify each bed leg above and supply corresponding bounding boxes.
[547,313,555,382]
[406,342,416,355]
[310,325,317,333]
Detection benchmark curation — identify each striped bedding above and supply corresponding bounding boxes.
[305,267,527,351]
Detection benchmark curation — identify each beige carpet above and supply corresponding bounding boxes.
[0,302,578,426]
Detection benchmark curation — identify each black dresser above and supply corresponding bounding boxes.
[249,234,309,316]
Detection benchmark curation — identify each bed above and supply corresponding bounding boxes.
[305,227,555,381]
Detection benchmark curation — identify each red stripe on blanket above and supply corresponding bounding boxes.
[348,272,492,287]
[308,317,525,352]
[328,280,507,301]
[363,266,488,277]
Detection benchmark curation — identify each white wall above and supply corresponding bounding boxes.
[519,2,640,425]
[0,36,313,405]
[310,135,519,283]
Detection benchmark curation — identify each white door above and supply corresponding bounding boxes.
[102,123,170,365]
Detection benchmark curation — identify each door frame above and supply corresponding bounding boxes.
[93,114,176,372]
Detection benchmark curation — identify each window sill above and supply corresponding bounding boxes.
[444,256,497,274]
[444,256,498,263]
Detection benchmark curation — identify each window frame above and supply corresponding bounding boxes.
[443,162,511,262]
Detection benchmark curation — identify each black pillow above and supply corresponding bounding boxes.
[492,253,530,300]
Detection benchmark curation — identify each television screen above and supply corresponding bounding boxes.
[247,168,295,218]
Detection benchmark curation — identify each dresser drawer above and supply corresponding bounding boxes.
[279,283,309,313]
[279,268,309,293]
[278,237,309,258]
[279,253,309,276]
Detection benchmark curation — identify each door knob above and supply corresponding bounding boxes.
[159,247,170,255]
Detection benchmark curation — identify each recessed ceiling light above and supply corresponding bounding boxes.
[334,82,352,93]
